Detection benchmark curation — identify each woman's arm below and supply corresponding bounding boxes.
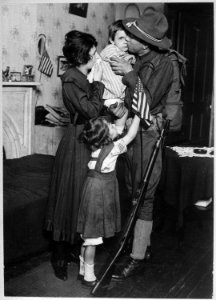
[63,81,105,119]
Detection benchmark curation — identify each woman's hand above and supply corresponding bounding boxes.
[93,62,103,82]
[109,56,133,75]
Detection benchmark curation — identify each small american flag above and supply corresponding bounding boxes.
[38,49,53,77]
[132,77,153,128]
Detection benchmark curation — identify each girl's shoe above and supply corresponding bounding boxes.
[82,278,97,287]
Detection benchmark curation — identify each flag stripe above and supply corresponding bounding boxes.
[38,50,53,77]
[132,77,152,128]
[141,92,146,118]
[38,57,53,75]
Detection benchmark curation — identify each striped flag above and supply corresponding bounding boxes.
[38,49,53,77]
[132,77,153,128]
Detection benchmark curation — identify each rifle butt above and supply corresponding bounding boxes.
[91,238,127,295]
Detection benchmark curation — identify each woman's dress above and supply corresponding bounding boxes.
[45,67,104,244]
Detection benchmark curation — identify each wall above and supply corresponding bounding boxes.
[1,2,165,108]
[1,2,166,155]
[2,4,38,79]
[115,2,164,19]
[2,3,116,107]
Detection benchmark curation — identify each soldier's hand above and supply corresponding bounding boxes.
[109,56,133,75]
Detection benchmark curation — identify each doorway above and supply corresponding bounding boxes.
[165,3,214,146]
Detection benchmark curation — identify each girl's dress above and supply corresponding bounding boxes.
[45,67,104,244]
[77,139,127,239]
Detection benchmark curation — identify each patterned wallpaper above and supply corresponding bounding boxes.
[1,3,116,107]
[1,2,162,107]
[2,4,38,77]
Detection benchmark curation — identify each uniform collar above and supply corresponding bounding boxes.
[137,49,160,64]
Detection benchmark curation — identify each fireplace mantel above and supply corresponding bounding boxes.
[3,82,40,87]
[3,82,40,159]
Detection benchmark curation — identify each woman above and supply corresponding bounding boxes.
[45,30,105,281]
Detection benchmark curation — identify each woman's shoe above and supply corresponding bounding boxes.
[77,274,84,280]
[52,259,68,281]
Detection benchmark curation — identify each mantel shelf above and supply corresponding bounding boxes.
[2,82,40,87]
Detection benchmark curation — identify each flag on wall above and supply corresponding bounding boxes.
[132,77,153,128]
[38,49,53,77]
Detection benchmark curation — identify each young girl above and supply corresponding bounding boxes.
[77,110,140,287]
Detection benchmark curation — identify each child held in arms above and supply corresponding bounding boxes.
[88,20,136,108]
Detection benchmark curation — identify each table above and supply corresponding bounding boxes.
[160,147,214,230]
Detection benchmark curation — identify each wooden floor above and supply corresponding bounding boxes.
[4,204,213,298]
[3,159,214,298]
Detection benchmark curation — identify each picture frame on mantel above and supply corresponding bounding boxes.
[57,56,69,77]
[69,3,88,18]
[10,72,21,82]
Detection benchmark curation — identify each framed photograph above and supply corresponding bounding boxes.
[21,75,34,82]
[69,3,88,18]
[57,56,69,77]
[23,65,33,75]
[10,72,21,82]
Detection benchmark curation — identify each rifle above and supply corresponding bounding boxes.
[91,120,170,296]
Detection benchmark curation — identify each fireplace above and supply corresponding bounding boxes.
[2,82,40,159]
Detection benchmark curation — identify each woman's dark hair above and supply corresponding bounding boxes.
[80,117,112,150]
[63,30,97,66]
[108,19,125,42]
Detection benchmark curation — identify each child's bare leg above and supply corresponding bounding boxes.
[84,245,96,282]
[84,245,96,265]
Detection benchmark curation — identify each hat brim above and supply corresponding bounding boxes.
[123,18,172,50]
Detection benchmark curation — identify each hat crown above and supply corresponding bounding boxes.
[123,8,172,50]
[138,10,168,40]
